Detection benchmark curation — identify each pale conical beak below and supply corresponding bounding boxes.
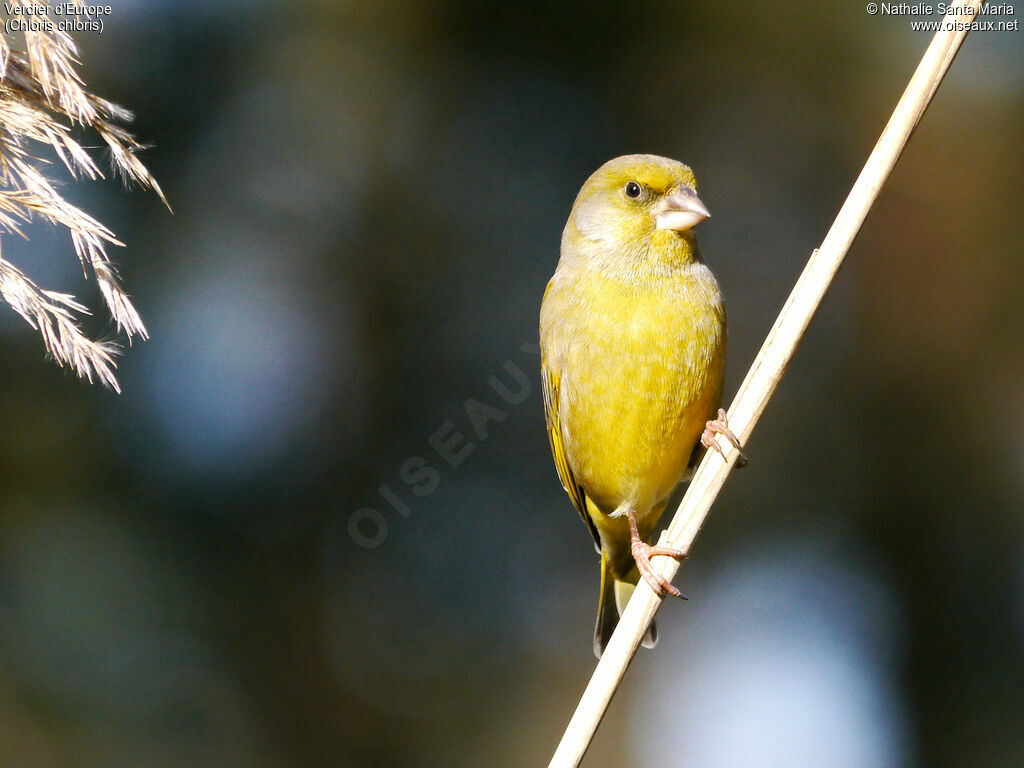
[654,187,710,232]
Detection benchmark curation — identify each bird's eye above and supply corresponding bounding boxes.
[624,181,642,199]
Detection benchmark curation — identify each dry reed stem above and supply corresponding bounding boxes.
[0,0,167,392]
[549,2,985,765]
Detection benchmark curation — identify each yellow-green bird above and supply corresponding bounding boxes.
[540,154,739,657]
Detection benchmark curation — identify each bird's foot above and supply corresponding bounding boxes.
[701,408,747,467]
[627,509,686,599]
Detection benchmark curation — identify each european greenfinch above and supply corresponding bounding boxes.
[540,154,740,657]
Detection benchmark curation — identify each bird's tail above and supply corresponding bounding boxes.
[594,549,657,658]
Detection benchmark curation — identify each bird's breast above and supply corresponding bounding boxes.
[541,263,726,516]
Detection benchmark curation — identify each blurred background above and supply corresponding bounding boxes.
[0,1,1022,766]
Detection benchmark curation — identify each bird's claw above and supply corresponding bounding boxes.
[701,408,747,467]
[627,509,687,600]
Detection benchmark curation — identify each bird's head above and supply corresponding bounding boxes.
[563,154,710,271]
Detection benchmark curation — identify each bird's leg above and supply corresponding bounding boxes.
[627,508,686,599]
[701,408,748,467]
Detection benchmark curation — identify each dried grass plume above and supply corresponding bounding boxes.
[0,1,166,392]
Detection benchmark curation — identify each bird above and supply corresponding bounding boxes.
[540,154,741,657]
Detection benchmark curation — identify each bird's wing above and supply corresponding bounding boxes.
[542,355,601,552]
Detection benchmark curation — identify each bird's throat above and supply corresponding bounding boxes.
[649,229,701,270]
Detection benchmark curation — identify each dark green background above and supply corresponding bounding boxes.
[1,2,1022,766]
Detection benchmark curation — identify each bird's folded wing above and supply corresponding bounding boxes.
[542,358,601,552]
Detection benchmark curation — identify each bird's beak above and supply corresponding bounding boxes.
[653,187,711,232]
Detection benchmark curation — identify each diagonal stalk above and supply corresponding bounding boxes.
[549,2,986,765]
